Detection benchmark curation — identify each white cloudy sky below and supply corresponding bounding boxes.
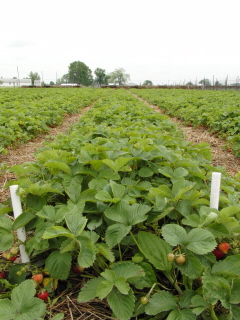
[1,0,239,85]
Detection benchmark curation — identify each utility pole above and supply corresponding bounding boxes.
[17,66,20,87]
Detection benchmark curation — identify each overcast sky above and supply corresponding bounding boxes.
[1,0,239,85]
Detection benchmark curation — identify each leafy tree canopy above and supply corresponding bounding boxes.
[143,80,153,86]
[68,61,93,86]
[199,79,211,86]
[94,68,109,86]
[56,74,69,85]
[28,72,40,85]
[108,68,130,85]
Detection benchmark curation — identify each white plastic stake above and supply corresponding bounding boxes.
[210,172,221,209]
[10,185,30,264]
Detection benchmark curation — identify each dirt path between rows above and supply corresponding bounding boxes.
[1,93,240,204]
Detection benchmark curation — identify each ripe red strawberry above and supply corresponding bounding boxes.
[72,265,84,274]
[37,291,49,301]
[213,248,226,260]
[9,256,17,262]
[218,242,230,254]
[32,273,43,284]
[0,272,6,279]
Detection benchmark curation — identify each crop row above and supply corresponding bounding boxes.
[130,88,240,156]
[0,88,110,152]
[1,89,240,319]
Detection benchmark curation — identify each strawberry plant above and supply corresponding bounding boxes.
[1,89,240,319]
[0,88,110,151]
[0,280,46,319]
[130,88,240,157]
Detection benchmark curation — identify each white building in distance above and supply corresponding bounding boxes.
[0,78,32,87]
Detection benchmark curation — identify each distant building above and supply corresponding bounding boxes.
[0,78,31,87]
[34,80,41,86]
[125,82,138,86]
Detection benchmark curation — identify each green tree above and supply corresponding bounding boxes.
[56,74,69,85]
[143,80,153,86]
[28,72,41,85]
[186,81,193,86]
[215,80,222,86]
[94,68,109,86]
[49,81,55,85]
[68,61,93,86]
[108,68,130,85]
[199,79,211,86]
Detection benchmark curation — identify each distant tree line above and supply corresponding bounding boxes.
[25,62,131,87]
[54,61,131,87]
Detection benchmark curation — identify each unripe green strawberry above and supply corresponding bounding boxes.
[232,248,239,254]
[141,296,149,305]
[175,254,186,265]
[9,247,19,255]
[132,253,144,263]
[167,253,175,262]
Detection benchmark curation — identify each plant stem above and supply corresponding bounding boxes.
[118,243,122,261]
[129,231,143,253]
[209,305,219,320]
[165,272,183,295]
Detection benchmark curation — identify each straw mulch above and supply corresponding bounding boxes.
[44,281,115,320]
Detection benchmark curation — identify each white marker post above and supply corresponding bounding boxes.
[10,185,30,264]
[210,172,221,210]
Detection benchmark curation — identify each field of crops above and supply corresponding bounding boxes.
[1,88,240,320]
[0,88,108,153]
[130,89,240,157]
